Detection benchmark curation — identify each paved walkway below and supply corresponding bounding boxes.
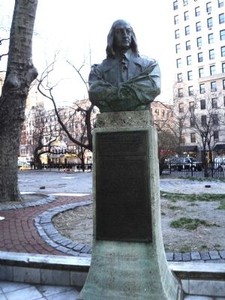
[1,171,225,299]
[0,281,80,300]
[0,171,225,262]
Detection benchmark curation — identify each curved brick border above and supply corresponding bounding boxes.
[34,200,92,257]
[34,202,225,263]
[0,193,56,211]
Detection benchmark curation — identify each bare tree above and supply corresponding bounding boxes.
[37,59,95,170]
[152,101,181,174]
[189,93,225,176]
[0,0,38,202]
[157,130,180,175]
[26,105,61,169]
[0,38,9,68]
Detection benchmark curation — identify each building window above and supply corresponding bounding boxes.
[186,40,191,50]
[210,65,216,75]
[187,55,192,65]
[207,17,213,28]
[208,33,214,44]
[175,29,180,39]
[174,15,179,25]
[188,86,194,96]
[183,0,188,5]
[173,1,178,10]
[196,22,201,32]
[223,79,225,90]
[200,99,206,109]
[222,62,225,73]
[190,117,195,126]
[199,83,205,94]
[219,13,225,23]
[214,131,219,141]
[185,25,190,35]
[184,11,189,21]
[187,70,193,80]
[212,114,219,126]
[178,88,183,97]
[220,30,225,40]
[221,46,225,57]
[218,0,224,7]
[176,58,181,68]
[212,98,218,108]
[210,81,217,92]
[198,52,203,62]
[209,49,215,60]
[199,67,204,78]
[177,73,183,82]
[191,133,196,143]
[175,43,181,53]
[195,6,200,16]
[206,2,212,13]
[179,103,184,112]
[197,37,202,48]
[201,115,207,126]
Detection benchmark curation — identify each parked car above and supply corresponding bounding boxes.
[168,156,202,171]
[214,156,225,171]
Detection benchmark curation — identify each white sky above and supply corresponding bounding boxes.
[0,0,174,106]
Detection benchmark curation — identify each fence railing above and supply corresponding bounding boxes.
[164,162,225,178]
[34,163,93,172]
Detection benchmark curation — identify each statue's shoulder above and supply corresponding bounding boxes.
[135,55,157,68]
[91,58,115,74]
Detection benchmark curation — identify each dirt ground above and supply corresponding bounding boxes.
[53,197,225,252]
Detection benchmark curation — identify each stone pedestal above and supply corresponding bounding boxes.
[78,111,183,300]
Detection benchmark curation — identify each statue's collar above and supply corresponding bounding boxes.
[118,49,132,61]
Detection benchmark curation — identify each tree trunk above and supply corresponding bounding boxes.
[0,0,38,202]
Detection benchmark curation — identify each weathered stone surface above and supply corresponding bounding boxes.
[79,111,183,299]
[96,110,153,128]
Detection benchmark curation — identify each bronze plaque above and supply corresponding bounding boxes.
[95,131,152,242]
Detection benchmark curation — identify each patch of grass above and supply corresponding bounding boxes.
[179,245,192,253]
[200,245,208,250]
[188,203,199,207]
[176,177,225,183]
[170,217,217,230]
[168,205,181,210]
[161,191,225,204]
[218,201,225,210]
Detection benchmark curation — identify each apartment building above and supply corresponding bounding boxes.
[151,101,174,131]
[172,0,225,157]
[19,99,96,166]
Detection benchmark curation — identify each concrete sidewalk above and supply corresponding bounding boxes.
[0,281,81,300]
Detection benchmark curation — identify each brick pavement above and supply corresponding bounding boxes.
[1,180,225,262]
[0,195,92,256]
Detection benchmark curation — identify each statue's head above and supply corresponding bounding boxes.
[106,19,138,58]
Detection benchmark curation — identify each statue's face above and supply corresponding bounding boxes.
[114,22,132,51]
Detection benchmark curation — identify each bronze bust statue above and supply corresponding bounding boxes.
[88,19,161,112]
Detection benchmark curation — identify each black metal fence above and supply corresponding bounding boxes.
[164,163,225,178]
[35,163,93,172]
